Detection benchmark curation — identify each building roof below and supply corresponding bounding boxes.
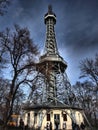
[23,100,83,111]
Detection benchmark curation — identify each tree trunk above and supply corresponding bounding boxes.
[3,125,8,130]
[94,112,97,127]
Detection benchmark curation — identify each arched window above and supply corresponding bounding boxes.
[47,114,50,121]
[63,114,67,121]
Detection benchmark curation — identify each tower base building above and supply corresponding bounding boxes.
[21,102,84,130]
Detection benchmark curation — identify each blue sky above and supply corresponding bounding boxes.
[0,0,98,85]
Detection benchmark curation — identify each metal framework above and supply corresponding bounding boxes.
[37,5,68,104]
[25,5,92,129]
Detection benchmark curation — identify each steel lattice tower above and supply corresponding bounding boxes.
[36,5,72,105]
[22,6,91,130]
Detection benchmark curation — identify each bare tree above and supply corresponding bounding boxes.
[0,0,10,16]
[78,54,98,127]
[73,81,98,127]
[0,25,39,129]
[79,54,98,88]
[0,78,10,127]
[0,78,25,125]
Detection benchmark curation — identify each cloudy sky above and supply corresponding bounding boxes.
[0,0,98,85]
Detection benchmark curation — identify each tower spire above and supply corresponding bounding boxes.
[44,5,58,55]
[48,5,52,14]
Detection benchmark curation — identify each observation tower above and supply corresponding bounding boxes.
[22,6,86,130]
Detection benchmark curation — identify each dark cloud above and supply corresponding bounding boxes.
[0,0,98,84]
[55,0,98,58]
